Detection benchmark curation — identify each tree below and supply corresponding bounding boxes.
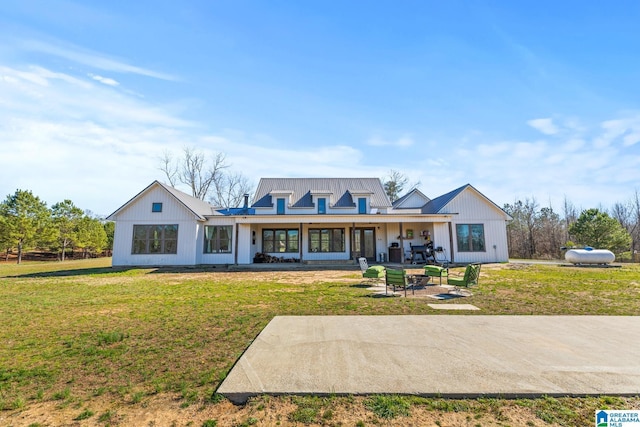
[0,215,12,261]
[568,208,631,253]
[0,190,51,263]
[104,221,115,256]
[383,170,419,203]
[211,171,253,208]
[75,216,108,258]
[159,147,254,207]
[160,146,228,200]
[51,199,84,261]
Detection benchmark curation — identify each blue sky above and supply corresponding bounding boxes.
[1,0,639,215]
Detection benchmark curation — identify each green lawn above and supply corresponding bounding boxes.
[1,259,639,424]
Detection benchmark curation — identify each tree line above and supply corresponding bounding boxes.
[504,193,638,261]
[0,190,114,264]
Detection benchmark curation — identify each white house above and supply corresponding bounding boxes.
[107,178,511,266]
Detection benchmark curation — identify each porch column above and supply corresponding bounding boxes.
[448,222,455,264]
[299,223,303,263]
[351,222,356,261]
[399,222,404,264]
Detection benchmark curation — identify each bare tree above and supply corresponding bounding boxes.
[159,147,229,200]
[159,150,178,187]
[211,171,253,208]
[159,147,253,206]
[630,189,640,261]
[563,196,578,244]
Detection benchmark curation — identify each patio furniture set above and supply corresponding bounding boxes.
[359,257,481,297]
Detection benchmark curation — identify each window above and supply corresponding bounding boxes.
[132,224,178,254]
[456,224,486,252]
[262,229,299,253]
[318,198,326,214]
[204,225,232,253]
[276,198,285,215]
[152,202,163,212]
[309,228,345,253]
[358,197,366,214]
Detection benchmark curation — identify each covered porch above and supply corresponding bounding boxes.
[233,214,454,265]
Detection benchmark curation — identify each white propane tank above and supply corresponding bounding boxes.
[565,248,615,265]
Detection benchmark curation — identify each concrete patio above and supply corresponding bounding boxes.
[218,315,640,404]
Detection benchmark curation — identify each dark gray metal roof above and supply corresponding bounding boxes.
[252,178,392,208]
[421,184,468,214]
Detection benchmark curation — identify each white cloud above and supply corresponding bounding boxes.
[366,134,414,147]
[527,118,559,135]
[89,73,119,86]
[20,39,176,81]
[623,132,640,146]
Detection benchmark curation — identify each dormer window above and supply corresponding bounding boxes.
[276,198,286,215]
[152,202,163,213]
[318,198,326,214]
[358,198,366,214]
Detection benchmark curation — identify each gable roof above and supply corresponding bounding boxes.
[422,183,511,219]
[107,180,218,221]
[252,178,392,209]
[393,188,430,209]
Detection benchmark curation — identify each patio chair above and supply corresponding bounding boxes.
[385,267,409,296]
[424,264,448,285]
[447,263,481,295]
[359,257,385,284]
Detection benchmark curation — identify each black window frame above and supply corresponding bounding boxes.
[308,228,345,253]
[152,202,163,213]
[203,225,233,254]
[262,228,299,253]
[132,224,178,254]
[456,223,486,252]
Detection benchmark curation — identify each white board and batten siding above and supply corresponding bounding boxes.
[111,185,201,266]
[442,188,510,263]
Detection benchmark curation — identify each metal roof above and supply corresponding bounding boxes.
[157,181,219,218]
[421,184,468,214]
[252,178,392,208]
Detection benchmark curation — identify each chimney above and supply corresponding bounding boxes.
[243,194,249,209]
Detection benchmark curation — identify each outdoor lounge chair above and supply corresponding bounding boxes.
[359,257,385,284]
[447,263,481,295]
[385,267,409,296]
[424,264,448,285]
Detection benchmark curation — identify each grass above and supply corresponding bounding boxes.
[1,258,640,423]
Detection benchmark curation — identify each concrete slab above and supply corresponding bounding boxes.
[217,315,640,403]
[427,304,480,310]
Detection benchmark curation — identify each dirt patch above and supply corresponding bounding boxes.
[1,394,568,426]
